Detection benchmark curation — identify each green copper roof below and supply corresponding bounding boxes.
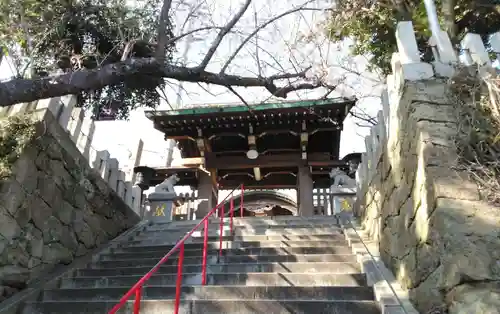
[145,97,355,118]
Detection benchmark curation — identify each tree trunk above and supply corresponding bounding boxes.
[391,0,412,21]
[442,0,458,43]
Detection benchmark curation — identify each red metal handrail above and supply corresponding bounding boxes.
[240,184,244,218]
[108,184,245,314]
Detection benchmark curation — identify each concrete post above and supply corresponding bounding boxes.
[298,166,314,216]
[58,95,77,130]
[196,170,217,218]
[107,158,119,192]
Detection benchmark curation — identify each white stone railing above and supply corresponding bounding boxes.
[0,95,143,214]
[355,21,500,193]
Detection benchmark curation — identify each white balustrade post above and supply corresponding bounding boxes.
[124,181,133,208]
[68,108,84,142]
[429,30,457,64]
[36,97,63,118]
[461,33,490,66]
[8,102,30,116]
[376,110,387,148]
[76,118,93,157]
[365,134,375,177]
[395,21,421,64]
[489,33,500,57]
[92,150,110,181]
[58,95,77,130]
[83,120,95,161]
[131,186,143,215]
[361,153,369,186]
[117,171,126,198]
[381,89,390,138]
[393,22,434,80]
[107,158,119,191]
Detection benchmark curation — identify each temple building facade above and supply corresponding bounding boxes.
[134,98,360,218]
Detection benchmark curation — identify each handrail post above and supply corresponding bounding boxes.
[174,243,185,314]
[230,197,234,235]
[240,184,244,218]
[201,219,209,285]
[133,286,142,314]
[219,203,224,257]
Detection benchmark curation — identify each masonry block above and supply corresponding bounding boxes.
[0,108,139,302]
[355,24,500,314]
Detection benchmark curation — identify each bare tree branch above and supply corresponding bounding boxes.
[253,6,262,77]
[0,58,331,106]
[0,0,347,109]
[268,67,311,80]
[198,0,252,70]
[226,85,255,114]
[155,0,174,64]
[220,4,324,74]
[349,108,377,126]
[167,26,223,46]
[121,41,135,61]
[157,87,174,110]
[177,1,205,32]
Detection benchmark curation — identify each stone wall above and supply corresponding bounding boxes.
[355,22,500,313]
[0,95,144,216]
[0,109,140,301]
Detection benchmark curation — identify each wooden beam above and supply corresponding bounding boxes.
[205,152,346,170]
[218,173,296,188]
[170,157,205,167]
[219,179,330,189]
[163,125,341,138]
[220,182,297,189]
[311,170,330,175]
[167,135,196,141]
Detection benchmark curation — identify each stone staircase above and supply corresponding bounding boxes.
[22,216,382,313]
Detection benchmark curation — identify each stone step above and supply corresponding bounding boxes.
[130,233,346,245]
[134,229,344,240]
[23,299,381,314]
[234,227,343,233]
[233,216,340,223]
[163,216,339,226]
[116,240,350,252]
[99,246,354,261]
[236,224,340,231]
[131,231,234,242]
[236,219,339,226]
[200,228,345,237]
[61,272,368,288]
[153,216,337,225]
[215,234,346,241]
[145,222,341,233]
[76,261,362,277]
[141,224,227,232]
[42,286,376,302]
[92,254,358,268]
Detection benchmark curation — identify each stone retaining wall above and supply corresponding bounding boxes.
[0,110,140,301]
[355,22,500,313]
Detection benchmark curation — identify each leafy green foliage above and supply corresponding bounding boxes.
[0,0,174,119]
[0,115,36,179]
[327,0,500,74]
